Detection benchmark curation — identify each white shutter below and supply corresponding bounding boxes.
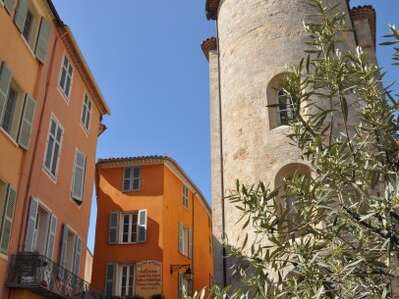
[3,0,15,14]
[72,236,82,275]
[0,185,17,254]
[14,0,28,32]
[71,150,86,202]
[0,62,12,125]
[108,212,119,244]
[178,223,184,254]
[188,229,193,259]
[45,214,57,259]
[59,224,69,268]
[24,197,38,252]
[18,94,36,149]
[138,209,147,242]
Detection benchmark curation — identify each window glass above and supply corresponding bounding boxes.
[59,56,73,98]
[22,10,33,42]
[123,167,140,192]
[44,117,63,178]
[120,212,139,243]
[1,87,17,134]
[278,89,294,126]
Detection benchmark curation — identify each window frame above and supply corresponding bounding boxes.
[119,212,139,244]
[43,114,64,182]
[117,264,135,297]
[122,167,141,192]
[278,89,294,126]
[58,54,74,101]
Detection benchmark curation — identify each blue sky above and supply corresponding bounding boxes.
[52,0,398,251]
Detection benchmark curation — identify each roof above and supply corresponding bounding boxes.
[96,156,211,213]
[47,0,111,116]
[350,5,377,48]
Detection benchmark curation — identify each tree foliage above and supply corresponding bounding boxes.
[200,0,399,298]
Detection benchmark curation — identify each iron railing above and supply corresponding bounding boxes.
[7,252,106,299]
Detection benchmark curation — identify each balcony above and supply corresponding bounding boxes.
[7,253,105,299]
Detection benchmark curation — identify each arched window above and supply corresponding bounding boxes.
[278,89,294,126]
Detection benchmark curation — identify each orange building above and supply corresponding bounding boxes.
[0,0,110,298]
[93,156,214,299]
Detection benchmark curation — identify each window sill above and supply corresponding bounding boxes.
[122,189,140,193]
[80,123,90,137]
[0,128,20,148]
[0,253,8,262]
[57,87,71,104]
[42,167,58,184]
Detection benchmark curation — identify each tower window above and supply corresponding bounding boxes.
[278,89,294,126]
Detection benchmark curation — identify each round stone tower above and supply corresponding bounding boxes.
[202,0,377,286]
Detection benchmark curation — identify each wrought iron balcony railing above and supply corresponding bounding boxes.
[7,252,106,299]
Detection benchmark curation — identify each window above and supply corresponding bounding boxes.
[0,181,17,255]
[59,55,73,99]
[179,272,192,299]
[119,265,135,297]
[278,89,294,126]
[59,225,81,275]
[71,150,87,203]
[109,210,147,244]
[120,213,138,244]
[123,167,140,192]
[43,116,63,179]
[81,94,92,131]
[182,185,189,208]
[1,86,17,134]
[24,197,57,259]
[178,223,192,258]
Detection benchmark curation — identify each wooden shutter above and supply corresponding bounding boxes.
[178,223,184,254]
[59,224,69,268]
[108,212,119,244]
[3,0,15,14]
[45,214,57,259]
[105,264,116,296]
[0,62,12,125]
[14,0,28,32]
[24,197,38,252]
[18,94,36,149]
[35,17,51,63]
[138,209,147,242]
[0,185,16,254]
[71,151,86,202]
[72,236,82,275]
[188,229,193,259]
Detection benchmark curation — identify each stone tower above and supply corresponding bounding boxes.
[202,0,377,286]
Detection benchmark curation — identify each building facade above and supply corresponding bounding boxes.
[202,0,377,286]
[0,0,110,298]
[92,156,214,299]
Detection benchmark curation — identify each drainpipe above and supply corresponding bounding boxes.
[215,18,227,287]
[191,192,196,292]
[18,24,69,250]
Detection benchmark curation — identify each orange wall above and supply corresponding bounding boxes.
[92,161,214,299]
[0,2,106,297]
[92,164,165,292]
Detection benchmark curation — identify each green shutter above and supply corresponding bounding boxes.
[3,0,15,14]
[35,18,51,63]
[108,212,119,244]
[0,185,17,254]
[18,94,36,150]
[45,214,57,259]
[0,62,12,125]
[14,0,28,33]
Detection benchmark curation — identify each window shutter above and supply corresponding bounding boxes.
[45,214,57,259]
[71,151,86,202]
[24,197,38,252]
[18,94,36,149]
[14,0,28,32]
[0,62,12,124]
[35,18,51,63]
[105,264,116,296]
[188,229,193,259]
[108,212,119,244]
[178,223,184,254]
[3,0,15,14]
[72,236,82,275]
[59,224,69,268]
[138,209,147,243]
[0,185,16,254]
